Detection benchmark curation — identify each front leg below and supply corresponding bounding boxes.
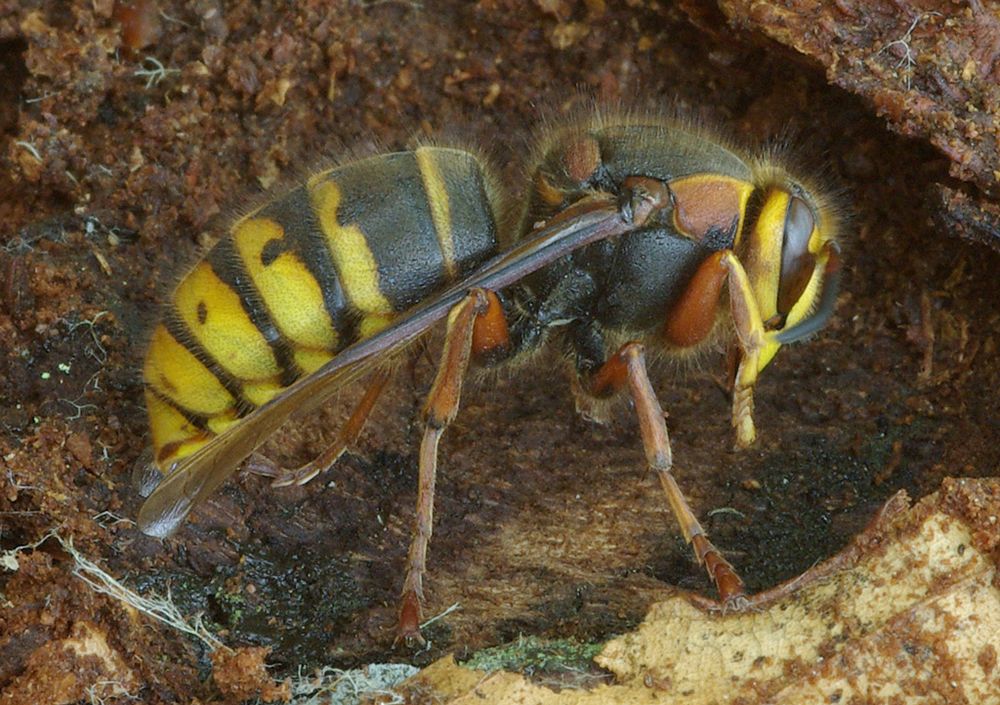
[718,252,773,449]
[660,249,775,449]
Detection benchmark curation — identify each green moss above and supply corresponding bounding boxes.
[463,635,604,676]
[211,578,247,627]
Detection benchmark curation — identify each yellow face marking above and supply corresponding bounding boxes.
[415,147,457,279]
[746,189,790,322]
[293,347,336,375]
[145,389,213,468]
[173,262,280,380]
[144,324,236,416]
[231,217,338,350]
[783,246,828,333]
[309,179,393,316]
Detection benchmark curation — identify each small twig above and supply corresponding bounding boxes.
[420,601,461,629]
[0,510,44,517]
[15,141,42,162]
[134,56,180,89]
[7,468,40,491]
[59,397,99,421]
[707,507,747,521]
[877,12,942,89]
[92,511,136,528]
[24,90,63,104]
[158,9,192,27]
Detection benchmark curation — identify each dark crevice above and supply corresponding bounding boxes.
[0,38,28,136]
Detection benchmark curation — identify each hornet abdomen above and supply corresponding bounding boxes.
[142,147,500,469]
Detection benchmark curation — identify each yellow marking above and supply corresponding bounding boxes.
[231,217,339,350]
[359,313,395,339]
[173,262,280,381]
[242,378,286,407]
[534,172,566,206]
[416,147,457,278]
[782,246,828,338]
[757,338,781,372]
[309,179,394,315]
[145,389,213,468]
[808,223,826,255]
[293,347,336,375]
[206,411,241,436]
[733,181,753,244]
[306,168,335,189]
[144,325,236,416]
[746,189,790,323]
[720,251,778,373]
[733,179,754,247]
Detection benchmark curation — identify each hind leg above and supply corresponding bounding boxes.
[245,368,392,486]
[396,289,497,646]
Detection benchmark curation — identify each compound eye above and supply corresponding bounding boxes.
[777,196,816,315]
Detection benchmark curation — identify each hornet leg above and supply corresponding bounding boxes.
[396,289,492,646]
[719,251,772,449]
[245,368,392,487]
[271,368,391,487]
[588,342,747,605]
[660,249,776,450]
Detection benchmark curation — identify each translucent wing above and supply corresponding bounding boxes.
[138,194,657,537]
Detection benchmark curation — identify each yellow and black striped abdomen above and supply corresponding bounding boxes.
[143,147,500,469]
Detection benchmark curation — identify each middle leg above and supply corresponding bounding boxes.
[587,342,746,605]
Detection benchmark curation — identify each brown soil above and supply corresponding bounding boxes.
[1,1,998,703]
